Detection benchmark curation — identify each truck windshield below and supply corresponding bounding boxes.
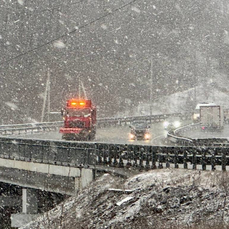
[66,108,91,117]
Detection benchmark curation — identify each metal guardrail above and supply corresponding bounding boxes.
[95,144,229,171]
[167,123,229,146]
[0,121,63,136]
[97,113,190,127]
[0,121,63,129]
[0,112,226,147]
[0,137,229,171]
[0,113,190,136]
[167,123,196,146]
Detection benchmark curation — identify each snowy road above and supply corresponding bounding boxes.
[12,122,229,145]
[182,124,229,139]
[14,123,168,146]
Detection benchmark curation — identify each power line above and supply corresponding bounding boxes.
[32,1,83,16]
[0,0,138,66]
[0,1,82,13]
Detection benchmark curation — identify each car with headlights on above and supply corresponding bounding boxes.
[129,120,151,140]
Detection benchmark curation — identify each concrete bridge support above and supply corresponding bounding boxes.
[11,188,40,228]
[0,158,95,227]
[22,188,38,214]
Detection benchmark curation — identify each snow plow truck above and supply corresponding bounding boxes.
[59,99,96,140]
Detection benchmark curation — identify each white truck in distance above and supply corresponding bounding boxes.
[192,103,216,122]
[200,104,224,130]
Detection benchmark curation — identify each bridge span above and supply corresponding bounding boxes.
[0,113,229,227]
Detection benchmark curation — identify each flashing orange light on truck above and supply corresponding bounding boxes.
[71,102,77,106]
[67,99,91,108]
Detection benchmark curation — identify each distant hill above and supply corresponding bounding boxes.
[1,0,229,122]
[121,82,229,117]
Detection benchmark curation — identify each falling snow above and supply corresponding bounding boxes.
[53,40,66,49]
[0,0,228,122]
[18,0,24,5]
[5,102,18,111]
[131,6,141,13]
[0,0,229,227]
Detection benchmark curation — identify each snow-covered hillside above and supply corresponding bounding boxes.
[124,82,229,117]
[21,169,229,229]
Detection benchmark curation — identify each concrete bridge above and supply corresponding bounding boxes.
[0,115,226,228]
[0,157,94,228]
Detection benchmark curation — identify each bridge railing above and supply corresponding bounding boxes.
[0,137,96,166]
[0,137,229,171]
[96,143,229,171]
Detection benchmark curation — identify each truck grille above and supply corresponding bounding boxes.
[69,120,85,128]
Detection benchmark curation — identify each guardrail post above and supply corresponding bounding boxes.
[151,147,157,169]
[192,149,197,170]
[174,149,178,169]
[126,145,132,168]
[183,149,188,169]
[158,155,163,168]
[222,149,226,172]
[107,145,112,165]
[139,147,144,171]
[145,146,150,171]
[112,146,118,167]
[118,146,124,168]
[165,148,170,168]
[158,148,163,169]
[202,149,206,171]
[97,144,102,165]
[133,147,138,168]
[102,146,107,165]
[210,149,215,171]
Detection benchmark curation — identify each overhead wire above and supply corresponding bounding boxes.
[0,0,138,66]
[0,1,82,13]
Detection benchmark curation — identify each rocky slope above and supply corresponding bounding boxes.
[21,169,229,229]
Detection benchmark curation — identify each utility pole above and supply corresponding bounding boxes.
[78,78,87,99]
[150,57,153,116]
[78,78,81,98]
[81,80,87,99]
[41,69,51,122]
[47,69,51,122]
[194,51,197,107]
